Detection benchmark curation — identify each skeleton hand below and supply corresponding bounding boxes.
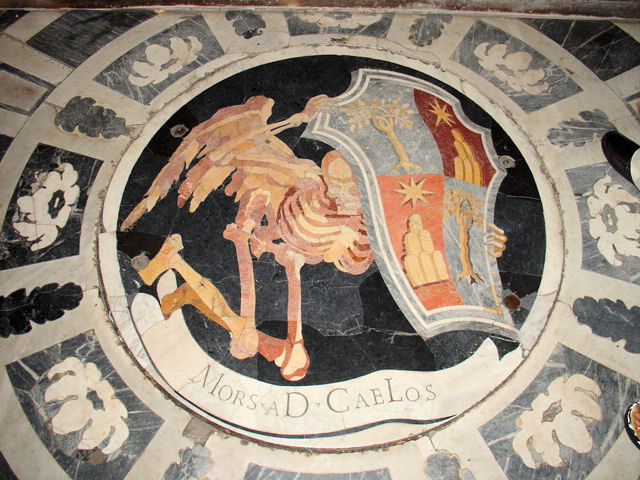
[485,223,507,258]
[289,95,331,126]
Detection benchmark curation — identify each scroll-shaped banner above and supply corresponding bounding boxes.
[304,69,517,341]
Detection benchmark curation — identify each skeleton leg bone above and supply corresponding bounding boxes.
[272,248,310,382]
[160,280,291,364]
[137,234,258,359]
[223,222,261,360]
[160,282,245,340]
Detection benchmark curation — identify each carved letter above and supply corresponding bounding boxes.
[327,388,349,413]
[285,392,309,418]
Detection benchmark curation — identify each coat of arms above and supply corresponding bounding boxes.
[119,69,515,385]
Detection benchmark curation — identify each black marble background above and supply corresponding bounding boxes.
[0,452,18,480]
[0,134,12,163]
[0,10,26,32]
[117,56,544,386]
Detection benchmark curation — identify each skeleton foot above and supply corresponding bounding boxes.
[274,340,310,382]
[229,324,259,360]
[391,159,421,174]
[456,270,482,284]
[138,234,184,285]
[159,282,194,318]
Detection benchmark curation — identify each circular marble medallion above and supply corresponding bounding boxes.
[99,53,561,449]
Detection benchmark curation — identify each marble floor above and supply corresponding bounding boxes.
[0,7,639,480]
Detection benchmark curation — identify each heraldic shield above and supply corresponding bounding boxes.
[304,69,517,341]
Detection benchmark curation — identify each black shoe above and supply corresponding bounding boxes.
[601,131,639,186]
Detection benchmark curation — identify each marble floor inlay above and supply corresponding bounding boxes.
[0,7,639,479]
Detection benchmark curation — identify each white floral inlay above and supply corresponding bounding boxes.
[587,175,640,266]
[513,374,602,468]
[44,357,129,455]
[13,163,79,251]
[296,12,384,29]
[473,42,549,95]
[128,36,202,87]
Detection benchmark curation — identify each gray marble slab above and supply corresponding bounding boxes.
[451,21,582,112]
[5,331,163,480]
[566,163,640,284]
[425,451,476,480]
[163,445,214,480]
[480,344,639,479]
[225,11,266,39]
[408,14,452,47]
[244,465,392,480]
[284,11,393,37]
[573,296,640,354]
[0,144,102,270]
[547,109,614,148]
[26,10,155,68]
[94,15,223,105]
[55,96,128,139]
[522,19,640,81]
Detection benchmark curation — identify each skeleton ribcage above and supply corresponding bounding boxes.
[276,179,373,275]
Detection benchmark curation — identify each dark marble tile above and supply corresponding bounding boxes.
[55,96,128,139]
[0,10,27,32]
[163,445,214,480]
[451,21,582,112]
[0,63,53,116]
[0,134,12,163]
[225,11,265,39]
[566,163,640,283]
[0,144,102,270]
[5,331,163,480]
[522,19,640,81]
[573,297,640,353]
[94,15,223,105]
[490,122,544,324]
[547,109,615,148]
[494,194,545,278]
[408,14,452,47]
[284,11,393,37]
[425,451,476,480]
[26,10,155,68]
[244,465,391,480]
[480,344,640,479]
[0,452,18,480]
[0,282,82,337]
